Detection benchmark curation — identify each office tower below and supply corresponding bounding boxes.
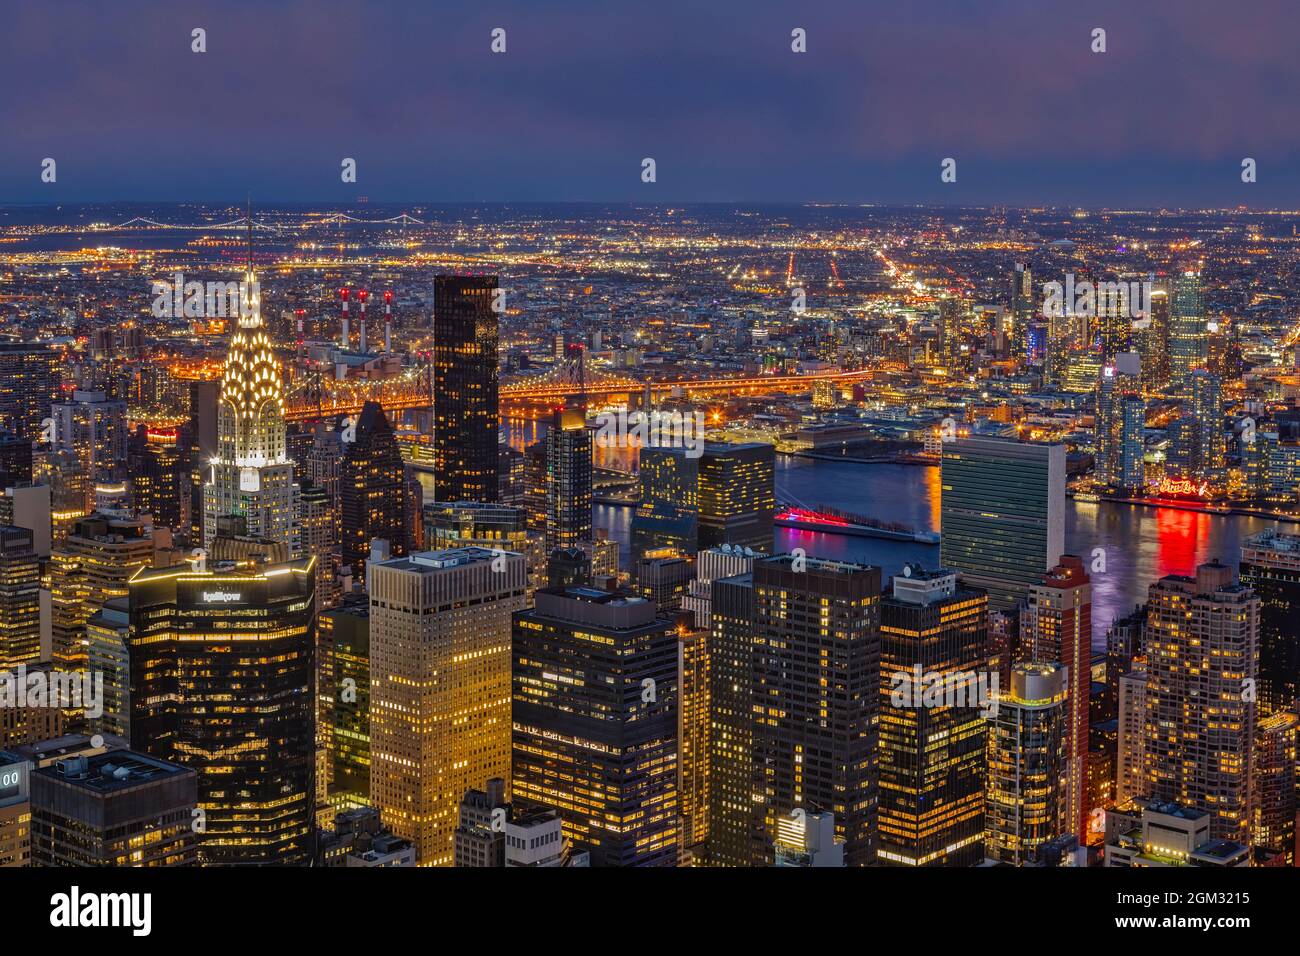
[0,483,51,558]
[50,389,128,499]
[297,477,338,610]
[0,431,33,487]
[544,404,592,551]
[1239,529,1300,715]
[320,594,370,810]
[512,585,679,866]
[1169,268,1208,389]
[369,547,526,865]
[940,436,1067,610]
[1143,562,1258,842]
[498,445,524,505]
[318,806,416,867]
[0,752,30,867]
[0,526,39,668]
[128,553,316,865]
[339,401,407,587]
[85,598,130,740]
[50,515,162,681]
[937,298,962,366]
[1118,394,1146,490]
[632,442,774,559]
[1104,799,1249,868]
[432,275,499,503]
[682,544,755,630]
[185,379,220,547]
[129,429,182,530]
[522,440,548,533]
[0,341,60,439]
[752,554,880,866]
[454,778,508,867]
[878,565,987,866]
[502,808,590,866]
[1252,710,1297,864]
[676,609,710,864]
[1187,369,1226,480]
[29,750,197,866]
[631,446,699,556]
[0,663,65,750]
[1009,263,1034,360]
[202,267,295,547]
[1095,354,1143,490]
[424,500,544,590]
[1023,556,1091,840]
[773,811,846,867]
[39,447,92,542]
[1137,277,1171,392]
[706,573,758,868]
[1116,658,1149,806]
[635,553,694,612]
[698,442,775,552]
[986,663,1068,865]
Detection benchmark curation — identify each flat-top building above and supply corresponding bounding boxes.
[751,554,880,865]
[128,554,316,865]
[368,547,527,866]
[878,565,987,866]
[512,585,679,866]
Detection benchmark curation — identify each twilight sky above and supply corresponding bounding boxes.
[4,0,1300,206]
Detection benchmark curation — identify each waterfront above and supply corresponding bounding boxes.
[592,453,1283,647]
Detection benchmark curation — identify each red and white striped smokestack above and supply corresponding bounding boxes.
[358,289,370,353]
[383,290,393,353]
[340,287,350,348]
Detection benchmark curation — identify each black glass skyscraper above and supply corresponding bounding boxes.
[340,401,407,585]
[433,276,499,503]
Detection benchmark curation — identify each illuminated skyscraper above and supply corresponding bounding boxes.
[706,571,762,866]
[129,428,183,531]
[544,404,592,551]
[369,547,526,865]
[51,515,163,684]
[1116,658,1148,806]
[1239,530,1300,715]
[320,594,370,811]
[128,553,316,865]
[50,389,128,501]
[1143,562,1258,842]
[1252,710,1297,865]
[632,442,774,559]
[986,663,1068,865]
[1138,277,1171,392]
[675,609,710,864]
[339,401,407,587]
[512,585,679,866]
[202,260,295,548]
[0,526,40,668]
[1169,268,1208,390]
[1009,263,1034,360]
[751,554,880,866]
[185,379,219,547]
[0,341,60,440]
[940,437,1066,610]
[1023,555,1091,839]
[432,276,499,503]
[878,566,987,866]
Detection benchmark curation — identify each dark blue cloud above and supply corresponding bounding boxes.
[3,0,1299,204]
